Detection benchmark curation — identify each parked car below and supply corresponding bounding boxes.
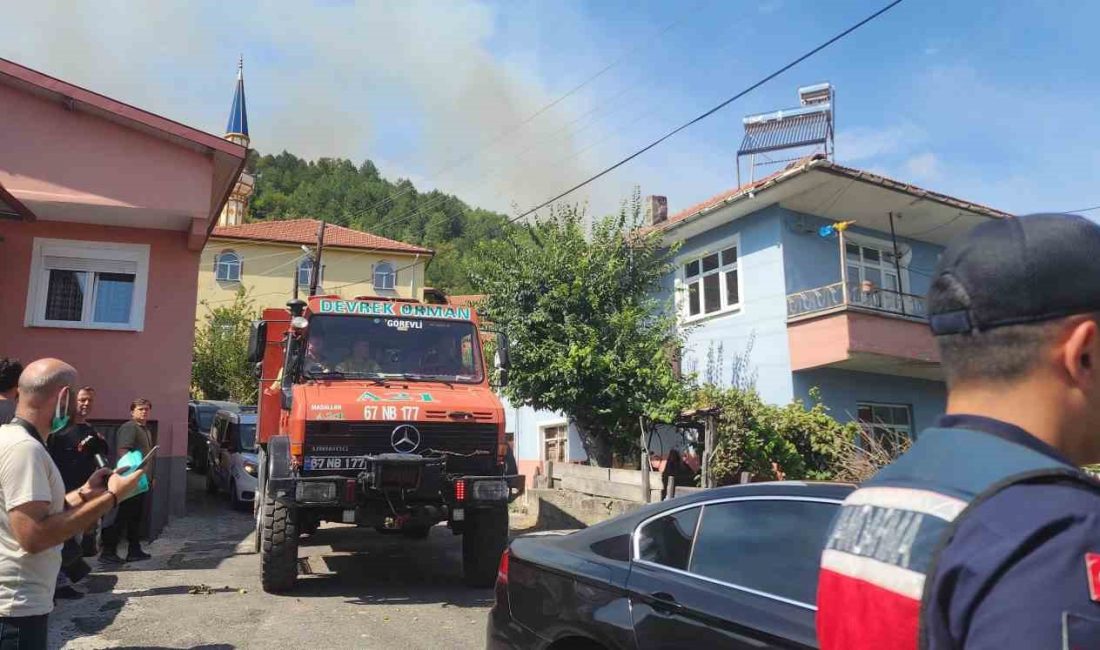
[205,408,258,510]
[487,481,853,650]
[187,400,238,474]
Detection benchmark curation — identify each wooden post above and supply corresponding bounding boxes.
[703,413,716,489]
[639,416,651,503]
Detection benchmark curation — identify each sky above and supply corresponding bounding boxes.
[2,0,1097,221]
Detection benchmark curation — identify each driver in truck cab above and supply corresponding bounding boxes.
[304,331,335,373]
[336,340,380,375]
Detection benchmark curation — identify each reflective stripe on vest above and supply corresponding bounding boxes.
[816,427,1094,650]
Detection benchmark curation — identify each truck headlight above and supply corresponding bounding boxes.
[472,480,508,501]
[243,462,257,476]
[296,482,336,502]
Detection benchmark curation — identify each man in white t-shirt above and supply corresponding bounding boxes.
[0,359,144,649]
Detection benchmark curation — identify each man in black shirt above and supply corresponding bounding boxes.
[47,387,105,599]
[100,399,154,564]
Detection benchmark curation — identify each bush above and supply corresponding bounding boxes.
[694,385,859,484]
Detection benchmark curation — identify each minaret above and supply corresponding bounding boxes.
[219,56,254,227]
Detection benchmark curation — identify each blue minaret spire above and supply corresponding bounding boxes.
[226,55,248,139]
[220,56,253,226]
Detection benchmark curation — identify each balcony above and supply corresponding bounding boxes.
[786,282,941,381]
[787,282,926,321]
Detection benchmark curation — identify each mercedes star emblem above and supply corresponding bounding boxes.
[390,424,421,453]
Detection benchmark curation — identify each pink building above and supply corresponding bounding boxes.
[0,58,247,534]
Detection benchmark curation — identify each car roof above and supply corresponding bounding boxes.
[193,400,239,410]
[539,481,855,556]
[215,408,257,423]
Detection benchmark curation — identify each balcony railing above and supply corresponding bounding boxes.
[787,282,927,320]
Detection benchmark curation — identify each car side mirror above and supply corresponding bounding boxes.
[252,361,263,380]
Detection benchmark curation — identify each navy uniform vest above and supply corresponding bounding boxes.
[816,426,1099,650]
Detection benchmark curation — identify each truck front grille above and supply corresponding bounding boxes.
[304,421,499,475]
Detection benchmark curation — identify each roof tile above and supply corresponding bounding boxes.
[211,219,433,255]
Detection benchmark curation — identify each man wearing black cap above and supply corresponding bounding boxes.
[817,213,1100,650]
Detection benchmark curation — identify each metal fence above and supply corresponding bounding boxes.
[787,282,927,320]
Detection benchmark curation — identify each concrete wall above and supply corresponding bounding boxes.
[792,367,946,435]
[0,82,213,227]
[196,240,426,317]
[0,221,199,534]
[671,206,794,405]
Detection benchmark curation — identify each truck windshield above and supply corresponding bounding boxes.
[303,314,484,383]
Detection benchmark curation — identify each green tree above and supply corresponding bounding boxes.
[192,289,258,404]
[470,194,689,466]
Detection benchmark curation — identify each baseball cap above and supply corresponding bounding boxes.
[928,213,1100,335]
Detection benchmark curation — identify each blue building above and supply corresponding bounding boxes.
[506,154,1011,479]
[654,154,1010,437]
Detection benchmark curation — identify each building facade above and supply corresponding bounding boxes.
[658,155,1009,438]
[198,219,434,316]
[505,155,1012,480]
[0,57,247,534]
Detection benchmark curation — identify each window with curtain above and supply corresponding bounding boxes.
[29,239,149,331]
[214,251,241,282]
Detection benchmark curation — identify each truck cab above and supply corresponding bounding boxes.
[247,294,521,592]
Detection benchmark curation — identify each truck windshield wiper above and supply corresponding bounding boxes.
[307,370,345,379]
[402,373,455,387]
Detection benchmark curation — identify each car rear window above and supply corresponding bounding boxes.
[687,499,838,605]
[636,507,700,570]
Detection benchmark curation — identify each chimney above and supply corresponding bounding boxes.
[645,195,668,227]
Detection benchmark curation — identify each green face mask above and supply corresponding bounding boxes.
[50,388,70,434]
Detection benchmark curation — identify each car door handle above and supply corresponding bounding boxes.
[648,591,683,613]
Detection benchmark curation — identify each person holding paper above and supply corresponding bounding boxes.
[0,358,144,649]
[99,399,155,565]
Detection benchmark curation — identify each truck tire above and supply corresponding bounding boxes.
[260,496,299,593]
[462,508,509,588]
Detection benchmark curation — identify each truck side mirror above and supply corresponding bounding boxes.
[494,333,511,388]
[495,333,511,369]
[247,320,268,363]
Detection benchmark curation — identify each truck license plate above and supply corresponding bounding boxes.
[305,456,367,471]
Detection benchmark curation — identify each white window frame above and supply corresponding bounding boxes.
[540,420,569,463]
[24,238,150,332]
[214,250,242,283]
[677,234,742,323]
[844,233,912,293]
[373,261,396,291]
[297,259,323,289]
[856,401,913,439]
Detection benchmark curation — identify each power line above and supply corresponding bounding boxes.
[507,0,906,224]
[1067,205,1100,213]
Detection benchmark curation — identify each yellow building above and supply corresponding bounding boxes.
[197,218,434,317]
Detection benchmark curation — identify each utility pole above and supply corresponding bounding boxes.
[309,221,326,297]
[640,416,651,503]
[888,211,905,315]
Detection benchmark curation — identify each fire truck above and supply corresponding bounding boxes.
[246,293,521,592]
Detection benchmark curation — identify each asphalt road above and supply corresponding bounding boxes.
[49,471,505,649]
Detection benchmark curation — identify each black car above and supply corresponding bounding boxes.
[487,481,853,649]
[187,400,238,474]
